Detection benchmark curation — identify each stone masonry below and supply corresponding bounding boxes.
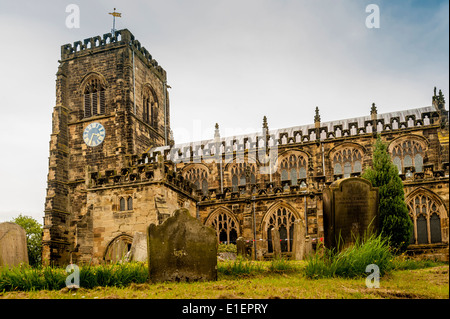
[43,29,449,265]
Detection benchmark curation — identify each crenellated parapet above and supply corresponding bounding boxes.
[87,153,197,199]
[148,105,441,163]
[60,29,166,80]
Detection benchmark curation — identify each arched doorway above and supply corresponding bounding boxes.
[104,234,133,263]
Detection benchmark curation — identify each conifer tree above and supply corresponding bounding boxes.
[362,135,413,252]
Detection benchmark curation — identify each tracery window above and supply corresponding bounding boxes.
[332,147,363,178]
[229,163,256,192]
[407,193,443,244]
[266,207,296,253]
[143,86,158,127]
[279,154,308,185]
[184,166,209,195]
[84,77,105,117]
[206,211,239,244]
[391,140,424,174]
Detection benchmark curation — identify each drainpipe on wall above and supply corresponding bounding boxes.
[252,196,257,260]
[304,195,308,234]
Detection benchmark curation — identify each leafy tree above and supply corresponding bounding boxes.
[10,214,42,267]
[362,135,413,252]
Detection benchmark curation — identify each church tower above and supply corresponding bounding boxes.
[43,29,171,265]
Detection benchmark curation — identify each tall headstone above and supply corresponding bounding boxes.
[323,178,379,249]
[0,222,29,268]
[147,208,217,283]
[129,232,147,262]
[271,227,281,258]
[292,219,306,260]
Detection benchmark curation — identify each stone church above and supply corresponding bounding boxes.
[43,29,449,265]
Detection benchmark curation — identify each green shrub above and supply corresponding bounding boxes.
[0,262,148,292]
[362,135,413,252]
[10,215,43,267]
[304,233,393,279]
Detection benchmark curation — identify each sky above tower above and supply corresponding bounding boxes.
[0,0,448,222]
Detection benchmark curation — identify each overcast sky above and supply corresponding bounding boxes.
[0,0,448,223]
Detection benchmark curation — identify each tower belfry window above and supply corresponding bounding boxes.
[84,78,105,117]
[143,86,158,128]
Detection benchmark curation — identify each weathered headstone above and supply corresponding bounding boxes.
[323,177,379,249]
[292,219,306,260]
[147,208,217,283]
[271,227,281,258]
[0,222,29,268]
[236,237,246,257]
[236,237,252,259]
[304,236,313,257]
[129,232,147,262]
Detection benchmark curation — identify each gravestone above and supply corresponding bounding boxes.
[236,237,252,259]
[129,232,147,262]
[147,208,217,283]
[271,227,281,258]
[323,177,379,249]
[0,222,29,268]
[292,219,306,260]
[304,236,313,257]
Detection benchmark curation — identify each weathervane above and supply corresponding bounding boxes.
[108,8,122,36]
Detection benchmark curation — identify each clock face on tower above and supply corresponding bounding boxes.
[83,122,106,147]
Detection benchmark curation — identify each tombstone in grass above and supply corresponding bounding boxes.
[0,222,29,268]
[236,237,252,259]
[292,219,306,260]
[304,236,313,257]
[271,227,282,258]
[129,232,147,262]
[147,208,218,283]
[323,177,379,250]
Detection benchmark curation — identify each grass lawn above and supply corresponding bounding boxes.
[1,261,448,299]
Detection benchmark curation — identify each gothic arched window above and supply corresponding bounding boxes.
[229,163,256,191]
[119,197,126,211]
[390,139,425,174]
[407,192,443,245]
[206,210,239,244]
[279,153,308,185]
[332,147,363,177]
[143,85,158,127]
[84,77,105,118]
[265,206,297,253]
[183,166,209,195]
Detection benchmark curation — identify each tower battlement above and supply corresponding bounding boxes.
[60,29,167,80]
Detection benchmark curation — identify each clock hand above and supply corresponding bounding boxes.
[89,133,96,145]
